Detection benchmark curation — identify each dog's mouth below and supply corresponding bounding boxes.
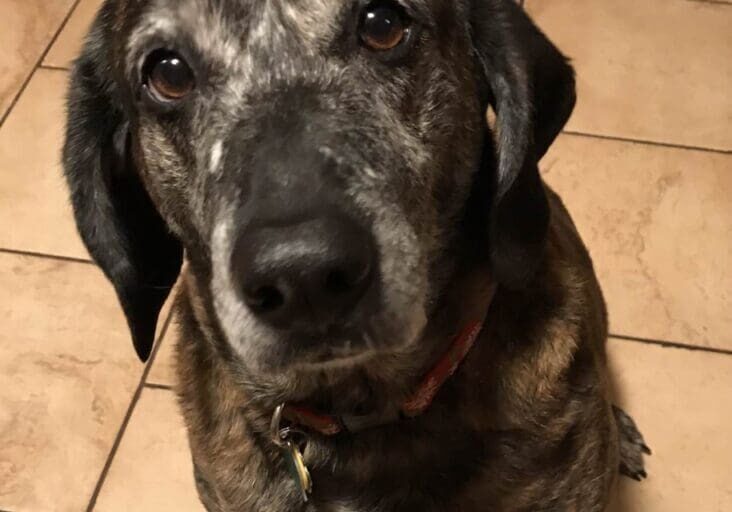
[291,346,379,372]
[275,324,377,368]
[267,314,425,373]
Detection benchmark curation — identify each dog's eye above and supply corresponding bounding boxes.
[143,50,195,103]
[359,2,409,52]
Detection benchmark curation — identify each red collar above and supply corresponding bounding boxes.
[281,286,495,436]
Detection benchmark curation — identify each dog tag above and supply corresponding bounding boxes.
[272,404,313,503]
[281,439,312,502]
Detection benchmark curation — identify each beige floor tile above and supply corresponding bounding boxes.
[0,68,89,259]
[148,321,177,387]
[607,339,732,512]
[526,0,732,151]
[543,134,732,350]
[147,279,182,387]
[0,253,145,511]
[94,388,204,512]
[0,0,76,118]
[44,0,104,69]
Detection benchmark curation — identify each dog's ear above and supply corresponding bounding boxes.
[471,0,576,288]
[63,27,183,362]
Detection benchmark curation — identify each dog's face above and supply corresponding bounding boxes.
[128,0,483,371]
[64,0,575,377]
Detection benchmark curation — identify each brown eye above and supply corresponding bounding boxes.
[143,50,195,102]
[360,3,409,51]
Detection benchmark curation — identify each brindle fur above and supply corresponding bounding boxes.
[63,1,648,510]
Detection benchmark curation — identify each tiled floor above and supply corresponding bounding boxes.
[0,0,730,510]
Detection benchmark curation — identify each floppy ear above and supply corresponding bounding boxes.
[63,26,183,361]
[471,0,576,288]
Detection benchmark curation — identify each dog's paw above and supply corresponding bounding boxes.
[613,405,651,481]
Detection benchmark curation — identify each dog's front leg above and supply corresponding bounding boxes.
[193,463,225,512]
[613,406,651,481]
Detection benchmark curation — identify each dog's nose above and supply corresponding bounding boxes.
[231,216,375,330]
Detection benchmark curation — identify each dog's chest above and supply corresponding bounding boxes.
[291,429,487,511]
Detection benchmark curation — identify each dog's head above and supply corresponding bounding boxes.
[64,0,574,374]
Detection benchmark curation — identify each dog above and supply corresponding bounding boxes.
[63,0,649,510]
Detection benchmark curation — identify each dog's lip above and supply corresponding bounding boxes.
[291,347,379,372]
[282,324,421,373]
[283,323,374,350]
[264,313,427,373]
[273,325,382,371]
[292,334,373,363]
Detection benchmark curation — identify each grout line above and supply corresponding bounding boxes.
[686,0,732,5]
[0,0,82,129]
[144,382,174,391]
[39,64,71,72]
[609,333,732,356]
[562,130,731,155]
[85,309,175,512]
[0,247,93,265]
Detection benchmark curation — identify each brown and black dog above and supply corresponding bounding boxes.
[63,0,649,510]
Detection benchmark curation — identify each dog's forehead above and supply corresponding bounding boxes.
[127,0,439,66]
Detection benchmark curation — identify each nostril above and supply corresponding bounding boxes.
[325,269,352,295]
[323,248,373,295]
[245,285,285,313]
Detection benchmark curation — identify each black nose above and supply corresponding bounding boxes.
[231,216,375,330]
